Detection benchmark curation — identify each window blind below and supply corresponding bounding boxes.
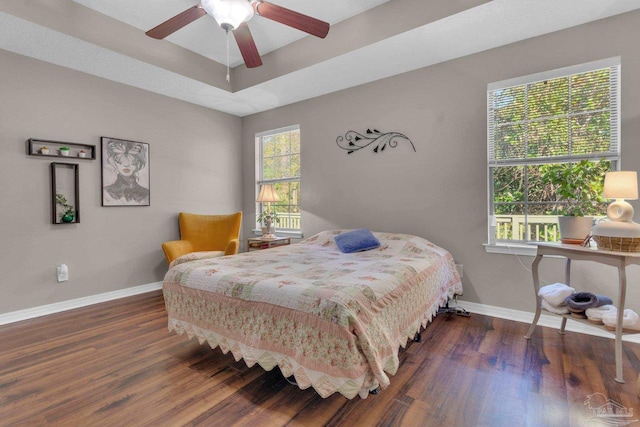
[488,58,620,167]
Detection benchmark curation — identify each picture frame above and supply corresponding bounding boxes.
[101,137,150,206]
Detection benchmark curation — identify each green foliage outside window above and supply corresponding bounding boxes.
[493,159,609,217]
[261,131,300,181]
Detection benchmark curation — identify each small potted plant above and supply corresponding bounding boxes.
[40,146,50,155]
[56,193,74,223]
[257,210,280,237]
[78,150,87,158]
[59,146,70,157]
[542,159,608,243]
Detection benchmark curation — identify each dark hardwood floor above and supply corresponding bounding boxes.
[1,291,639,426]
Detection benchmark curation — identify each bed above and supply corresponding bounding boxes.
[162,230,463,399]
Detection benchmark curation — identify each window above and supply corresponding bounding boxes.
[256,125,301,235]
[487,58,620,251]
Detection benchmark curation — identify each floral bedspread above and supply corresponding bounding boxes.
[163,230,463,399]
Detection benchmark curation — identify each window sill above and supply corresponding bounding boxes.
[252,229,303,239]
[483,243,537,257]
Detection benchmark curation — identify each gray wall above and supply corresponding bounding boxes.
[0,49,242,313]
[242,11,640,313]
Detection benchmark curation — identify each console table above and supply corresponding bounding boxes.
[524,242,640,384]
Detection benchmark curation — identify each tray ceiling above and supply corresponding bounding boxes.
[1,0,639,116]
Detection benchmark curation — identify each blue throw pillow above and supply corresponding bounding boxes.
[334,229,381,253]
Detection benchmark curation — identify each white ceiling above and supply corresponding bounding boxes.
[1,0,640,117]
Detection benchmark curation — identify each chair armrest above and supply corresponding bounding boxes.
[162,240,194,265]
[224,239,240,256]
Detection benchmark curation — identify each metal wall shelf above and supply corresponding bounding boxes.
[28,138,96,160]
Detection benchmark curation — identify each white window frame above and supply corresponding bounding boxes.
[485,57,621,256]
[255,124,302,238]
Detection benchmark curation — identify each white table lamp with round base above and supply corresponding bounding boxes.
[592,171,640,251]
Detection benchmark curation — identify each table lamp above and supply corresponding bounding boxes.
[592,171,640,251]
[256,184,280,239]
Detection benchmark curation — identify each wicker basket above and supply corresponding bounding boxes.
[593,235,640,252]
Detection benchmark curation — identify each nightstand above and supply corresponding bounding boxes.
[247,236,291,251]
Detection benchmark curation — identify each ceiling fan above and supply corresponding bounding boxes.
[146,0,330,69]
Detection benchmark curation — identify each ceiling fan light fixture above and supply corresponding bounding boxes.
[146,0,328,70]
[202,0,254,31]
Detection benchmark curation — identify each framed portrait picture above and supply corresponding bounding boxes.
[101,137,150,206]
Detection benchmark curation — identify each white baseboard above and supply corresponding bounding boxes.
[455,300,640,344]
[0,282,163,326]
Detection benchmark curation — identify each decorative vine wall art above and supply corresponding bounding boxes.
[336,129,416,155]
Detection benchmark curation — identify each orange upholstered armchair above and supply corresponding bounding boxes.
[162,212,242,265]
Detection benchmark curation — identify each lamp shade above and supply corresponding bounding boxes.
[603,171,638,200]
[202,0,253,30]
[256,184,280,203]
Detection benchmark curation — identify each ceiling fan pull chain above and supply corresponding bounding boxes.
[225,28,230,82]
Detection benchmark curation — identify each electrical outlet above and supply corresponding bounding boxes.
[455,263,463,279]
[57,264,69,282]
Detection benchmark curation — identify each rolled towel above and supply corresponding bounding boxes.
[585,305,616,325]
[565,292,613,310]
[542,299,570,315]
[538,283,575,306]
[602,309,640,332]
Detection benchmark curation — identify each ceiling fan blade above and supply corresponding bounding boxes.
[146,5,207,39]
[254,1,329,39]
[233,23,263,68]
